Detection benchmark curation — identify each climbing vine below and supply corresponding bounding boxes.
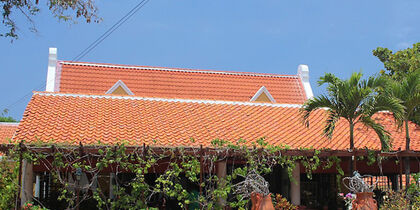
[0,153,19,209]
[0,138,409,209]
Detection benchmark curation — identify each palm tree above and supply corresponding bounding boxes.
[385,70,420,187]
[300,72,404,173]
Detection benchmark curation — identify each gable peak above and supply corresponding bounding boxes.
[250,86,276,103]
[106,80,134,95]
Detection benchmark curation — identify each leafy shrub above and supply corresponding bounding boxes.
[0,156,18,209]
[382,174,420,210]
[23,202,49,210]
[273,194,296,210]
[382,190,410,209]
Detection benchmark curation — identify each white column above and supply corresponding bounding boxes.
[20,160,34,206]
[46,47,57,92]
[34,175,41,198]
[216,160,227,206]
[109,173,116,199]
[297,64,314,99]
[290,162,301,206]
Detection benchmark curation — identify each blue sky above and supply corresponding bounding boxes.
[1,0,419,120]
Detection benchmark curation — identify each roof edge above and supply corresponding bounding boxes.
[0,122,19,126]
[59,61,299,79]
[33,92,303,108]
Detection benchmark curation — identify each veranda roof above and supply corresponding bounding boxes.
[11,92,420,151]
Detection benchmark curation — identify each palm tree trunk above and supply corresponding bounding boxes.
[350,122,355,174]
[405,120,410,151]
[404,120,411,189]
[350,123,355,150]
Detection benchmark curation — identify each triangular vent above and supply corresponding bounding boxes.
[106,80,134,95]
[250,86,276,103]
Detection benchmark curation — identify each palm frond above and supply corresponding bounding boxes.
[412,107,420,125]
[324,110,340,139]
[300,95,336,127]
[348,72,363,87]
[372,94,404,118]
[384,69,420,126]
[302,72,403,150]
[360,116,392,151]
[403,70,420,117]
[318,73,340,86]
[367,75,389,90]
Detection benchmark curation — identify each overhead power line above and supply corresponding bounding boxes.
[3,84,45,112]
[72,0,151,61]
[3,0,151,112]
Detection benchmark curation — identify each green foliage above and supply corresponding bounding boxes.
[382,174,420,209]
[1,0,100,39]
[22,202,49,210]
[382,190,410,209]
[300,72,404,151]
[366,149,376,166]
[0,156,19,210]
[0,109,17,122]
[300,150,321,179]
[273,194,297,210]
[406,173,420,200]
[0,140,353,209]
[0,116,16,122]
[383,70,420,127]
[323,156,344,191]
[373,43,420,81]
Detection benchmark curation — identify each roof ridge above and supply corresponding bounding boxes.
[0,122,19,126]
[59,61,298,78]
[34,92,303,108]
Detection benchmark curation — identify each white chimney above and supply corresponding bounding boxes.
[297,64,314,99]
[45,48,57,92]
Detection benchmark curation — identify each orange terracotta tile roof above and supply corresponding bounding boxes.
[56,61,307,104]
[0,122,19,144]
[13,92,419,151]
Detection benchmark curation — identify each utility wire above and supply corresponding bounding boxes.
[3,84,45,111]
[72,0,150,61]
[3,0,151,112]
